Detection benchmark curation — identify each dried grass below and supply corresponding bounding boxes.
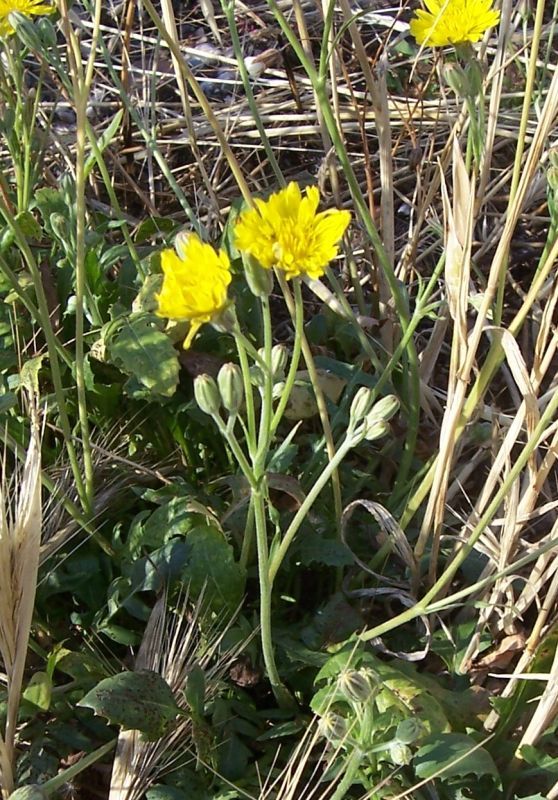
[0,400,42,799]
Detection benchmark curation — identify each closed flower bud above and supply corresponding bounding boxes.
[349,386,375,425]
[368,394,399,423]
[217,363,244,416]
[395,717,426,745]
[244,253,274,298]
[337,669,378,704]
[271,344,289,379]
[389,741,412,766]
[318,712,348,743]
[194,374,221,416]
[363,419,390,442]
[250,365,265,389]
[465,58,483,97]
[443,63,467,97]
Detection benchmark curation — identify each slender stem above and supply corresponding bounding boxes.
[142,0,253,207]
[329,748,363,800]
[278,275,343,529]
[252,487,295,709]
[254,295,274,469]
[400,230,558,531]
[71,0,102,512]
[268,434,354,585]
[214,415,256,489]
[495,0,544,325]
[222,0,284,187]
[271,280,304,431]
[0,192,87,507]
[41,740,116,794]
[361,383,558,642]
[239,495,255,569]
[235,333,258,458]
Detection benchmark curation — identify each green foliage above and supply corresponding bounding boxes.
[105,313,180,399]
[78,670,180,741]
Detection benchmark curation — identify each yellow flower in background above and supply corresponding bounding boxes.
[0,0,54,37]
[235,182,351,280]
[410,0,500,47]
[156,233,231,349]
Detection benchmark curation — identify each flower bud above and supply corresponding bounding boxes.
[368,394,399,423]
[389,741,412,766]
[362,419,390,442]
[443,63,466,97]
[250,365,265,389]
[217,362,244,416]
[337,669,378,704]
[349,386,375,425]
[271,344,289,379]
[318,712,348,743]
[465,58,483,97]
[210,304,237,335]
[395,718,426,745]
[243,253,274,298]
[194,374,221,416]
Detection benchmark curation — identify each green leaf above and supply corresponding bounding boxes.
[520,744,558,774]
[146,787,188,800]
[298,532,354,567]
[78,670,180,740]
[0,393,17,413]
[107,314,179,398]
[184,666,206,718]
[15,211,42,241]
[182,525,245,614]
[134,217,177,244]
[414,733,499,783]
[84,109,125,180]
[22,672,52,711]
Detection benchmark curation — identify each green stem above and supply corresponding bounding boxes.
[495,0,545,326]
[239,495,255,569]
[0,191,87,508]
[268,434,354,584]
[252,487,295,709]
[329,748,363,800]
[41,740,116,795]
[222,0,284,187]
[214,415,256,489]
[74,87,95,512]
[234,333,258,458]
[254,295,274,469]
[361,383,558,642]
[271,280,304,431]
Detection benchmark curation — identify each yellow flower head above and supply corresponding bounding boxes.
[410,0,500,47]
[156,232,231,349]
[0,0,54,37]
[235,182,351,280]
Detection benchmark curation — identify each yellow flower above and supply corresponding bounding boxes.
[0,0,54,37]
[410,0,500,47]
[235,182,351,280]
[156,232,231,349]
